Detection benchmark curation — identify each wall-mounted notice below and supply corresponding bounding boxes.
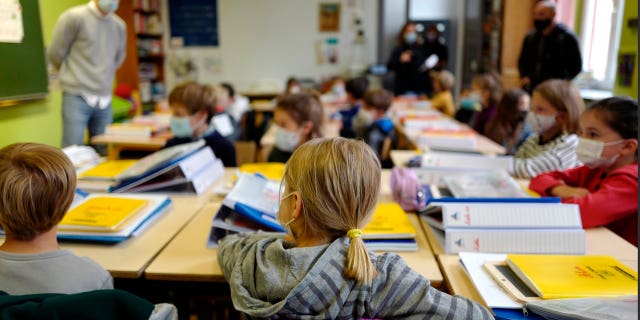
[168,0,218,47]
[0,0,24,43]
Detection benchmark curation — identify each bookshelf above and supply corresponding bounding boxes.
[115,0,166,113]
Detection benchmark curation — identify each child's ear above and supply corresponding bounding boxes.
[300,121,314,135]
[619,139,639,156]
[291,191,303,219]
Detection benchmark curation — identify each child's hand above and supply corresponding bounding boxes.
[550,185,590,198]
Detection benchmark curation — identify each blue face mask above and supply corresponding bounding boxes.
[98,0,119,13]
[404,32,417,44]
[170,116,194,138]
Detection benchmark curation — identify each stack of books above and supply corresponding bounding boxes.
[110,140,224,195]
[57,193,172,243]
[422,201,586,254]
[208,174,418,252]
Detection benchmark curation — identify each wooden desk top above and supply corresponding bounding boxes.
[145,203,444,288]
[91,134,170,147]
[436,227,638,301]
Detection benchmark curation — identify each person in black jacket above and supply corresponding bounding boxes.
[387,22,428,96]
[165,82,237,167]
[518,0,582,93]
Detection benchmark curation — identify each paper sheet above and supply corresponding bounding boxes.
[458,252,522,309]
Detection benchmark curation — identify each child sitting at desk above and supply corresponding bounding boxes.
[529,97,638,244]
[428,70,455,117]
[485,88,532,155]
[0,143,113,295]
[218,137,494,319]
[469,73,503,135]
[337,76,369,138]
[358,88,396,168]
[215,82,249,141]
[513,79,584,178]
[267,93,323,163]
[165,81,237,167]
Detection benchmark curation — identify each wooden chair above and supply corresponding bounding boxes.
[233,141,257,166]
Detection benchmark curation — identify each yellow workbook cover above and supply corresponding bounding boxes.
[506,254,638,299]
[238,163,285,181]
[362,202,417,239]
[60,196,149,231]
[79,160,138,180]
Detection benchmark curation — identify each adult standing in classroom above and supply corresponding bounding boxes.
[48,0,126,152]
[387,22,428,96]
[518,0,582,93]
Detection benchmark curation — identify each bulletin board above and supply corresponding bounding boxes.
[0,0,48,105]
[168,0,219,47]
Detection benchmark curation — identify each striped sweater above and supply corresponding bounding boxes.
[218,233,494,319]
[513,133,581,178]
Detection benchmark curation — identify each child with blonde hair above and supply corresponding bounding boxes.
[530,97,638,244]
[0,143,113,294]
[218,137,493,319]
[428,70,455,117]
[513,79,585,178]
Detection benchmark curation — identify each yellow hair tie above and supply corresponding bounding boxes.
[347,229,362,240]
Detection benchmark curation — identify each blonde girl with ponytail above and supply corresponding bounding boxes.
[218,138,493,319]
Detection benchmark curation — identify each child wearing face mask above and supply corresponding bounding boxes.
[529,97,638,244]
[512,79,584,178]
[428,70,455,117]
[468,73,503,135]
[485,88,532,155]
[165,82,237,167]
[217,137,494,319]
[336,76,369,138]
[267,93,324,163]
[357,89,396,169]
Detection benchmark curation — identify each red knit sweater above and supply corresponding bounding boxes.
[529,163,638,245]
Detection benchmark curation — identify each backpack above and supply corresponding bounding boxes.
[390,167,428,212]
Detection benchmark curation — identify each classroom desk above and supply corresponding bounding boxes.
[91,134,170,160]
[144,202,444,288]
[433,227,638,303]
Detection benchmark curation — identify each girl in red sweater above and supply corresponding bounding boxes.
[529,97,638,245]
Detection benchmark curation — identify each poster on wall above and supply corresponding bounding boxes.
[0,0,24,43]
[319,3,341,32]
[315,38,339,65]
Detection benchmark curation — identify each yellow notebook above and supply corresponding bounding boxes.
[362,202,417,239]
[239,163,285,181]
[60,197,149,231]
[79,160,138,180]
[506,254,638,299]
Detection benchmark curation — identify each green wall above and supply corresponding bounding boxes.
[0,0,87,149]
[613,0,638,98]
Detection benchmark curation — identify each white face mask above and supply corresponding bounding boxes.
[526,112,556,134]
[98,0,119,13]
[576,138,624,168]
[277,192,296,235]
[274,125,301,152]
[358,109,374,126]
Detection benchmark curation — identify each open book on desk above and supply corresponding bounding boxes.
[110,141,223,194]
[57,193,172,243]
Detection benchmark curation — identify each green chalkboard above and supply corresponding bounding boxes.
[0,0,48,104]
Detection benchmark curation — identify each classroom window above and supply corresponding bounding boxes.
[579,0,625,89]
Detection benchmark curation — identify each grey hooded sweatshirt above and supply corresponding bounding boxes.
[218,233,494,319]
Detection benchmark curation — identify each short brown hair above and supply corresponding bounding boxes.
[430,70,455,91]
[0,143,77,241]
[275,93,324,139]
[168,81,217,122]
[534,79,585,133]
[364,89,393,112]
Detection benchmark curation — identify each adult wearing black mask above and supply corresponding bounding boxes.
[387,22,427,96]
[518,0,582,93]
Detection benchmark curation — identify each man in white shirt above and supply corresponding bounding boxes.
[48,0,126,151]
